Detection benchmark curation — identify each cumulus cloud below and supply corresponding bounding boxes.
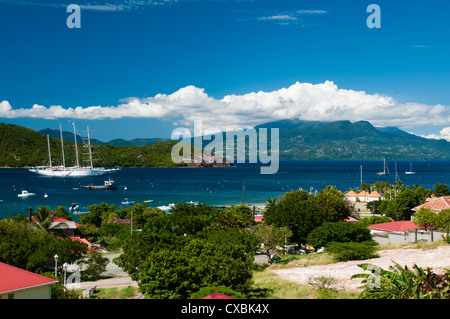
[422,127,450,142]
[1,81,450,134]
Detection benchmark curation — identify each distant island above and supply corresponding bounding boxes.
[1,119,449,169]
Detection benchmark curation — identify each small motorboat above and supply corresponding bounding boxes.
[144,199,154,203]
[72,211,89,215]
[156,203,175,211]
[17,190,36,198]
[44,193,48,198]
[121,198,135,205]
[69,203,79,211]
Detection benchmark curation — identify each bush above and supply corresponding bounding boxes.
[306,221,373,249]
[326,241,379,262]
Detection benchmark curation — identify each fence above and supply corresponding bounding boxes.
[371,229,448,245]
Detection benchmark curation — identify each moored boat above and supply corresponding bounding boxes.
[82,178,119,190]
[17,190,36,198]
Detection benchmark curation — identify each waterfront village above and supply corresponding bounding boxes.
[1,182,450,300]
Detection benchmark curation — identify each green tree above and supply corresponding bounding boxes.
[247,223,292,264]
[0,219,86,272]
[437,209,450,231]
[79,252,109,280]
[433,183,450,197]
[264,194,326,244]
[79,203,118,227]
[315,186,354,222]
[386,189,422,221]
[306,221,373,249]
[137,236,254,298]
[413,208,438,231]
[32,206,56,232]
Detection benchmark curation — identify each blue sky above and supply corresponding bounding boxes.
[0,0,449,141]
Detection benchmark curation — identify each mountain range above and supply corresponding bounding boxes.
[253,119,450,160]
[0,119,449,168]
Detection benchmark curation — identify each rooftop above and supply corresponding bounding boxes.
[412,196,450,212]
[0,262,57,294]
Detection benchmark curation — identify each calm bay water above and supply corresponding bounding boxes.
[1,160,449,221]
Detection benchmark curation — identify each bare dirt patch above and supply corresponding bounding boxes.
[272,245,450,292]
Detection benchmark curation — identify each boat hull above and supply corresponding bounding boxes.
[28,167,120,177]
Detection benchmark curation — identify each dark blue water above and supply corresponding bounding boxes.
[1,160,449,221]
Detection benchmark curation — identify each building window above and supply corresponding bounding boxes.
[8,293,14,299]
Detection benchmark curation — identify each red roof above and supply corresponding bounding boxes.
[31,215,80,227]
[254,215,264,222]
[413,196,450,212]
[203,292,235,299]
[367,220,420,232]
[0,262,57,294]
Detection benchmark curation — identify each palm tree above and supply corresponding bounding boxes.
[32,206,67,233]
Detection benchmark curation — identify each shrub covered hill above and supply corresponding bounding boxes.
[0,123,227,168]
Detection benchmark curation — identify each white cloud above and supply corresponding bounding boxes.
[297,10,327,14]
[422,127,450,142]
[258,15,298,21]
[2,81,450,135]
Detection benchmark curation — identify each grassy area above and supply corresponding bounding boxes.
[250,269,358,299]
[250,252,359,299]
[267,252,337,269]
[89,286,140,299]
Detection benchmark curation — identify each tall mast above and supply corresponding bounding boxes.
[86,126,93,169]
[59,123,66,168]
[360,165,363,186]
[47,134,52,167]
[73,123,80,168]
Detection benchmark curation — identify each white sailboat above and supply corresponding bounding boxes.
[405,162,416,175]
[377,158,390,176]
[28,124,120,177]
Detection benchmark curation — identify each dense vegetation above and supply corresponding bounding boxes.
[0,123,185,167]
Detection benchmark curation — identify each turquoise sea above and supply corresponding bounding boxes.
[1,160,449,221]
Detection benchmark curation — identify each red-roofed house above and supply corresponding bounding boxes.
[32,215,80,237]
[0,262,57,299]
[254,215,264,223]
[367,220,421,232]
[345,190,358,202]
[412,196,450,213]
[203,292,235,299]
[344,216,358,223]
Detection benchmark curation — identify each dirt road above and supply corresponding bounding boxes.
[272,245,450,292]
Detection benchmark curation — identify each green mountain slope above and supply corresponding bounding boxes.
[39,128,168,146]
[254,120,450,160]
[0,124,182,167]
